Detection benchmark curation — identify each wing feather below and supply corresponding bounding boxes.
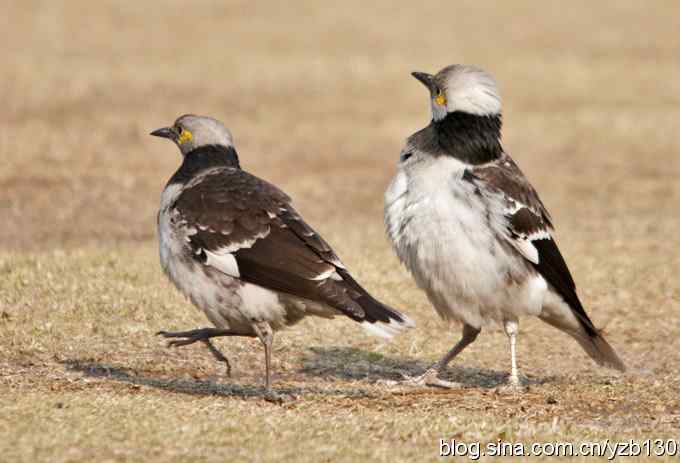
[464,154,597,334]
[170,167,366,319]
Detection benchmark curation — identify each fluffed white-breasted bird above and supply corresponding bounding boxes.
[384,65,625,388]
[151,114,413,394]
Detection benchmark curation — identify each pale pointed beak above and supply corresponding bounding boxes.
[150,127,176,140]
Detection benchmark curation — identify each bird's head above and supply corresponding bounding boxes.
[411,64,501,122]
[150,114,234,156]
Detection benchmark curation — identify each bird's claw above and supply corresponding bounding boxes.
[263,390,296,404]
[379,369,463,389]
[494,374,529,394]
[157,329,232,377]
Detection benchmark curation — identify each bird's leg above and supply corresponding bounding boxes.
[157,327,243,345]
[263,333,273,391]
[252,321,275,393]
[201,339,232,377]
[157,327,253,377]
[396,324,481,388]
[251,322,294,403]
[502,319,524,388]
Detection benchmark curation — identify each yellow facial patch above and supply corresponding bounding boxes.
[177,129,193,145]
[435,93,447,106]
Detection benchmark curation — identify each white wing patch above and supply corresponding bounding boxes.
[527,229,552,241]
[504,200,524,215]
[310,267,335,281]
[504,200,552,265]
[213,228,270,254]
[309,269,345,282]
[204,249,240,278]
[511,238,540,264]
[509,227,552,265]
[191,226,272,278]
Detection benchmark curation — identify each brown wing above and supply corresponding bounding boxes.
[467,154,552,226]
[464,154,597,335]
[171,167,369,320]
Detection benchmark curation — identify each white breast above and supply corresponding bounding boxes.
[158,184,185,274]
[385,156,544,328]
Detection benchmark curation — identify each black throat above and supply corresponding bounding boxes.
[168,144,241,185]
[433,111,503,164]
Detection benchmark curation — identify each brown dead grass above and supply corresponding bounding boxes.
[1,1,680,462]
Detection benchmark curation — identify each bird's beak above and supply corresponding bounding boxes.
[411,71,435,92]
[150,127,176,140]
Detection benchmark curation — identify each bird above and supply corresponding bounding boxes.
[150,114,413,395]
[384,64,625,388]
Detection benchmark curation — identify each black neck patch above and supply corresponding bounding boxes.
[434,112,503,164]
[168,144,241,185]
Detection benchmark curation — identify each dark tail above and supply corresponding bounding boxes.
[540,314,626,372]
[571,331,626,372]
[337,269,415,339]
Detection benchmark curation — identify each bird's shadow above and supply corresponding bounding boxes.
[62,346,555,400]
[299,346,555,389]
[61,358,375,400]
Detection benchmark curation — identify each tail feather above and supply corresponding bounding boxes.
[355,293,415,339]
[336,269,415,339]
[539,302,625,372]
[571,331,626,372]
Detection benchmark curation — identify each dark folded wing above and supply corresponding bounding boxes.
[171,167,367,320]
[464,154,597,334]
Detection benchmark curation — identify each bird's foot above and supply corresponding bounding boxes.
[157,327,224,346]
[263,389,296,404]
[494,374,529,394]
[380,369,463,389]
[157,328,232,376]
[201,339,232,377]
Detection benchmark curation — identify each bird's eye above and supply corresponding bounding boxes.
[400,151,413,162]
[434,88,446,106]
[175,126,193,145]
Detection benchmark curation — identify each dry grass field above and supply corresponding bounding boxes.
[2,1,679,461]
